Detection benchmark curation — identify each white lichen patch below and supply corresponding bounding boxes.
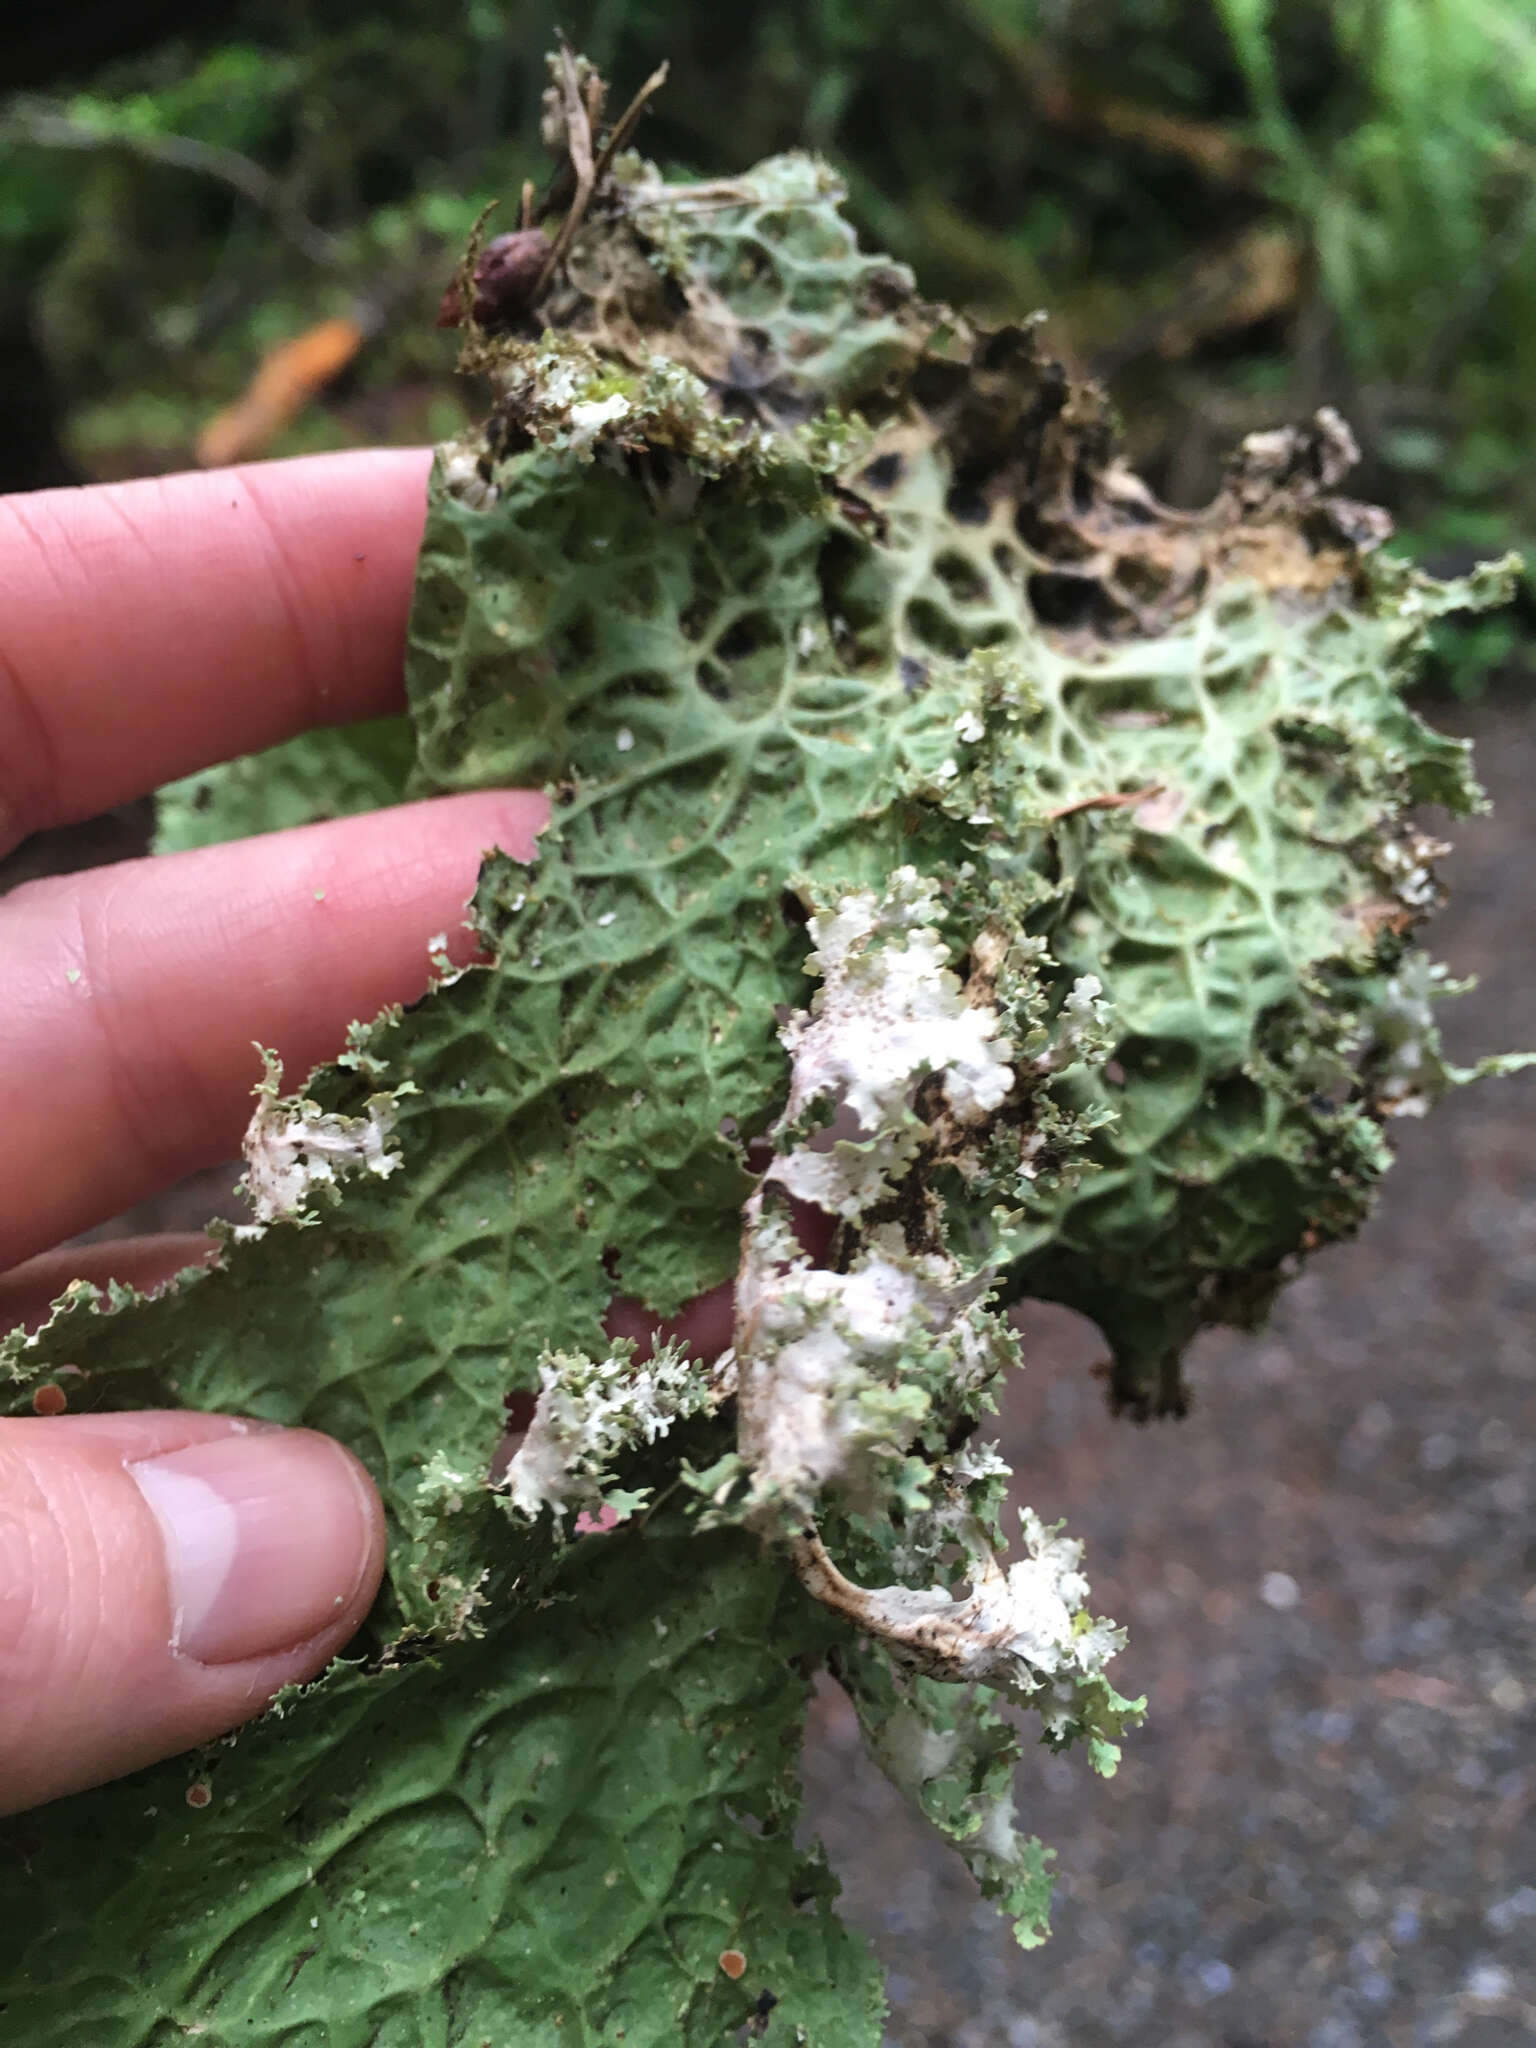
[424,930,472,990]
[883,1437,1012,1579]
[1359,952,1534,1116]
[839,1617,1071,1948]
[721,866,1034,1523]
[768,867,1014,1217]
[413,1450,483,1517]
[791,1509,1128,1742]
[732,1214,1007,1518]
[480,333,791,478]
[504,1339,729,1525]
[1367,954,1447,1118]
[1037,974,1111,1072]
[1375,826,1448,913]
[241,1053,404,1225]
[439,439,499,509]
[567,392,633,450]
[874,1706,962,1792]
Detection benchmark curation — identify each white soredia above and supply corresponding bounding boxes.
[505,1340,728,1523]
[241,1055,403,1225]
[734,870,1020,1516]
[733,1215,1004,1516]
[769,867,1014,1217]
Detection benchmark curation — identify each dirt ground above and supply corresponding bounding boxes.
[801,692,1536,2044]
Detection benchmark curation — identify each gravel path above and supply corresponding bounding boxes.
[802,693,1536,2045]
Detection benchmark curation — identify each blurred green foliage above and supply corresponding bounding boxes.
[2,0,1532,686]
[1217,0,1536,380]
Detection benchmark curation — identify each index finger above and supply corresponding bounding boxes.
[0,448,434,857]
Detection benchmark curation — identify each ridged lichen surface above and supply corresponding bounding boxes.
[5,76,1522,2047]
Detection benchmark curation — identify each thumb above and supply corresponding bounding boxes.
[0,1409,385,1815]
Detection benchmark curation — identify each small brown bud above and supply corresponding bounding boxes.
[437,229,550,333]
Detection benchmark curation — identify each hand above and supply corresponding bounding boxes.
[0,450,549,1814]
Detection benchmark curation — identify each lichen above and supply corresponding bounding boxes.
[793,1512,1127,1727]
[3,49,1528,2048]
[767,868,1017,1216]
[504,1338,729,1523]
[239,1049,406,1227]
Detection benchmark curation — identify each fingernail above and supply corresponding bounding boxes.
[129,1429,377,1665]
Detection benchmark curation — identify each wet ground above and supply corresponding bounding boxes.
[802,694,1536,2045]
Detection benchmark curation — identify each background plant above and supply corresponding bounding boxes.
[5,0,1536,688]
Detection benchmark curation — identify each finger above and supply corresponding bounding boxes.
[0,1410,385,1814]
[597,1191,836,1366]
[1,788,547,1269]
[604,1280,737,1363]
[0,449,433,856]
[0,1237,216,1337]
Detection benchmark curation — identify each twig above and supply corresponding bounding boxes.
[582,66,608,139]
[1028,67,1269,189]
[195,316,365,468]
[943,2,1268,190]
[438,198,501,335]
[1,104,340,268]
[534,43,598,299]
[788,1527,1020,1687]
[590,61,670,191]
[534,57,671,301]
